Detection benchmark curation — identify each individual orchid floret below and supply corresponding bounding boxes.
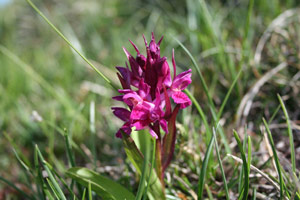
[170,69,192,109]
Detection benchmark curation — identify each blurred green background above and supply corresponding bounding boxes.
[1,0,300,198]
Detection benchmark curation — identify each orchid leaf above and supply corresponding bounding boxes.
[66,167,135,200]
[122,132,166,200]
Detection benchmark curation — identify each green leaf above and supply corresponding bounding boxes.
[66,167,135,200]
[121,133,165,200]
[198,135,215,199]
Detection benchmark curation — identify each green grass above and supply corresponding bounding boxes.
[1,0,300,199]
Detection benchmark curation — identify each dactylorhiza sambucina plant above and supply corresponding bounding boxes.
[112,33,192,188]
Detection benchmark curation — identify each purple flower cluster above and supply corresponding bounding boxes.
[112,33,192,139]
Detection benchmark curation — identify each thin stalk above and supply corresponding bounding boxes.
[263,118,284,200]
[135,131,151,200]
[239,0,255,93]
[174,37,216,114]
[277,94,296,173]
[233,130,249,200]
[90,101,97,170]
[216,68,243,122]
[64,129,83,196]
[268,104,281,124]
[185,89,212,144]
[213,128,230,200]
[88,182,92,200]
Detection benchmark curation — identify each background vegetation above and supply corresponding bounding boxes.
[0,0,300,199]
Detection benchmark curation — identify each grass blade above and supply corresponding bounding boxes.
[45,162,78,199]
[46,178,60,199]
[0,176,34,200]
[64,128,83,197]
[81,188,86,200]
[64,129,75,168]
[239,0,255,69]
[233,130,249,200]
[89,100,97,170]
[268,104,281,124]
[251,188,256,200]
[216,68,243,122]
[185,89,212,144]
[247,136,252,175]
[35,145,67,200]
[173,37,216,114]
[213,128,230,200]
[25,0,117,90]
[197,135,214,199]
[263,118,284,199]
[185,85,231,156]
[34,145,47,200]
[277,94,296,173]
[88,182,92,200]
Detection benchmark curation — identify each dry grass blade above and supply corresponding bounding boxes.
[236,62,288,127]
[254,8,300,65]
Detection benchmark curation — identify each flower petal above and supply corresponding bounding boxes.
[172,49,176,79]
[149,127,158,139]
[132,120,150,130]
[112,95,124,101]
[171,91,192,109]
[160,119,168,134]
[123,91,143,106]
[160,60,172,87]
[112,107,130,121]
[116,66,131,88]
[138,79,150,99]
[131,101,154,120]
[115,123,132,138]
[172,69,192,90]
[129,40,140,54]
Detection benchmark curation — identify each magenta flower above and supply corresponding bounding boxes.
[112,33,192,139]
